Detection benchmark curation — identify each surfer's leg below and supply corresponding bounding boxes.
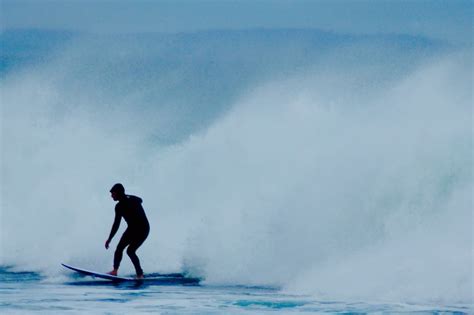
[126,231,149,277]
[114,231,131,271]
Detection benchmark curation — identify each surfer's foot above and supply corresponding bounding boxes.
[107,269,118,276]
[136,274,144,279]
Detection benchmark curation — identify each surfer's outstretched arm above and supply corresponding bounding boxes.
[105,211,121,249]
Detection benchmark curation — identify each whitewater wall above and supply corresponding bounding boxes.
[1,30,472,303]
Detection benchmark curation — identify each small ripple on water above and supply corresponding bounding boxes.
[234,299,307,309]
[0,266,43,283]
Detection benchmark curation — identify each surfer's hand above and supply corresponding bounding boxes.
[105,240,110,249]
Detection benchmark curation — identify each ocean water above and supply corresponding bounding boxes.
[1,267,470,314]
[0,29,472,314]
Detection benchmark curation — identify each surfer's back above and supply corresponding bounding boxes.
[115,195,149,229]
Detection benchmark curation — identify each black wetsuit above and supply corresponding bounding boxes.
[108,195,150,276]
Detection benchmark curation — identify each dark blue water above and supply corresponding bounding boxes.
[1,267,470,314]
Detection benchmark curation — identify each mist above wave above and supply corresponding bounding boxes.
[1,29,471,304]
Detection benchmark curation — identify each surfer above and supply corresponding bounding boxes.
[105,183,150,279]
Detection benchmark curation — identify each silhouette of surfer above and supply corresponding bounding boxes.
[105,183,150,279]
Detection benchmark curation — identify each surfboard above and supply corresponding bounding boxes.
[61,263,200,284]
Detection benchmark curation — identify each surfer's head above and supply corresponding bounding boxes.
[110,183,125,201]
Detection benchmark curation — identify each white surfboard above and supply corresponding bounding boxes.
[61,263,200,284]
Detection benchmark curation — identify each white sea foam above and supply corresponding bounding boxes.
[1,31,471,304]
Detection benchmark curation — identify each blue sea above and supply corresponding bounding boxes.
[1,267,470,314]
[0,29,472,314]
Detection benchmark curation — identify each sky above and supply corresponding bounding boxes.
[0,0,472,43]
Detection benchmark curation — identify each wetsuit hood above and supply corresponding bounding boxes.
[110,183,125,194]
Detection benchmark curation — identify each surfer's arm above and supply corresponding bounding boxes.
[106,212,121,247]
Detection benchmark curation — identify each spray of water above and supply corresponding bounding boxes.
[1,31,471,303]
